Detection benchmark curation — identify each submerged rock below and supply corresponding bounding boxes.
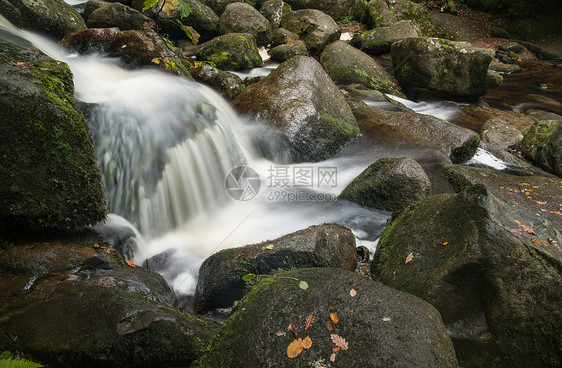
[372,168,562,368]
[391,37,502,98]
[232,56,359,162]
[340,157,431,215]
[195,33,263,70]
[194,224,357,313]
[197,268,458,368]
[521,120,562,177]
[280,9,341,54]
[0,40,106,233]
[218,2,272,46]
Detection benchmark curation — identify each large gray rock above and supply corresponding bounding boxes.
[283,0,366,20]
[1,0,86,40]
[0,40,106,233]
[218,2,272,46]
[320,40,405,96]
[259,0,290,28]
[391,37,502,97]
[197,268,459,368]
[363,0,395,28]
[195,33,263,70]
[354,20,421,55]
[84,0,151,30]
[479,117,524,151]
[340,157,431,215]
[280,9,340,53]
[232,56,359,162]
[349,102,480,164]
[189,63,245,100]
[372,167,562,368]
[194,224,357,313]
[521,120,562,177]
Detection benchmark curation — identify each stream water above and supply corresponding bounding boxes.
[2,10,561,303]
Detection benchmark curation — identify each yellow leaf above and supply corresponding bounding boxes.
[442,241,448,246]
[287,338,304,358]
[302,336,312,349]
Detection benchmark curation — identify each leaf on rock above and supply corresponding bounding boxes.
[349,289,357,297]
[275,329,286,337]
[405,252,414,264]
[551,211,562,216]
[515,220,536,235]
[302,336,312,349]
[242,273,256,281]
[329,312,339,324]
[531,239,543,246]
[288,322,298,337]
[326,320,335,331]
[330,352,337,362]
[331,334,349,350]
[287,338,304,358]
[125,260,135,268]
[299,281,309,290]
[305,314,315,331]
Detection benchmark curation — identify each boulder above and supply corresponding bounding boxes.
[194,224,357,313]
[391,37,502,98]
[1,0,86,40]
[283,0,366,21]
[195,33,263,70]
[319,40,405,96]
[218,2,272,46]
[349,102,480,164]
[189,63,245,100]
[270,27,298,46]
[354,20,421,55]
[498,41,525,54]
[60,28,191,77]
[231,56,359,162]
[0,40,106,233]
[363,0,395,28]
[372,167,562,368]
[280,9,341,53]
[479,117,524,151]
[495,50,518,64]
[488,61,521,74]
[259,0,290,29]
[340,157,431,215]
[521,120,562,177]
[268,39,307,62]
[84,0,151,30]
[202,0,254,15]
[196,268,459,368]
[177,0,220,41]
[387,0,444,37]
[0,238,219,367]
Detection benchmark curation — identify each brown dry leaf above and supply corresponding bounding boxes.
[125,260,135,268]
[548,238,558,246]
[515,220,536,235]
[330,353,337,362]
[305,314,315,332]
[331,334,349,350]
[332,345,341,354]
[302,336,312,349]
[330,312,339,325]
[288,322,298,338]
[287,338,304,358]
[349,289,357,297]
[405,252,414,264]
[326,320,335,331]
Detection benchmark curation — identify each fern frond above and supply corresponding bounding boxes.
[0,357,43,368]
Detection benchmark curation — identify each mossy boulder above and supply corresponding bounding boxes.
[201,0,255,15]
[195,33,263,70]
[268,39,308,62]
[363,0,395,28]
[282,0,366,21]
[270,27,299,46]
[180,0,220,42]
[521,120,562,177]
[372,168,562,368]
[231,56,359,162]
[340,157,431,215]
[194,224,357,313]
[320,40,405,96]
[391,37,502,98]
[0,40,106,234]
[1,0,86,40]
[196,268,458,368]
[387,0,444,37]
[498,41,525,54]
[218,2,272,46]
[83,0,151,30]
[349,102,480,164]
[189,63,245,100]
[0,237,219,367]
[280,9,341,54]
[353,20,421,55]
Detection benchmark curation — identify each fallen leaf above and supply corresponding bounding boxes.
[331,334,349,350]
[515,220,536,235]
[537,201,547,205]
[332,345,341,353]
[302,336,312,349]
[382,317,392,322]
[288,322,298,337]
[93,243,100,248]
[405,252,414,264]
[551,211,562,216]
[299,281,309,290]
[330,312,339,325]
[548,238,558,246]
[531,239,543,246]
[287,338,304,358]
[262,244,274,250]
[326,320,335,331]
[509,228,523,235]
[330,353,337,362]
[349,289,357,297]
[275,329,286,337]
[442,241,449,246]
[305,314,315,332]
[125,260,135,268]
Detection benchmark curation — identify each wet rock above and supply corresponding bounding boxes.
[218,2,272,46]
[488,61,521,74]
[349,102,480,164]
[197,268,459,368]
[259,0,291,29]
[189,63,245,100]
[283,0,366,21]
[391,37,502,98]
[480,117,523,151]
[1,0,86,40]
[84,0,151,30]
[0,238,219,367]
[194,224,357,313]
[353,20,421,55]
[320,40,404,96]
[518,40,562,61]
[177,0,220,42]
[372,171,562,368]
[270,27,298,46]
[0,41,106,234]
[521,120,562,177]
[340,157,431,216]
[195,33,263,70]
[60,28,192,77]
[268,39,307,62]
[232,56,359,162]
[280,9,341,54]
[495,49,518,64]
[91,214,141,261]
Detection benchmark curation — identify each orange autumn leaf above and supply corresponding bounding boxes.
[305,314,315,332]
[531,239,542,246]
[332,345,341,354]
[330,312,339,324]
[442,241,448,246]
[551,211,562,216]
[125,260,135,268]
[302,336,312,349]
[515,220,536,235]
[287,338,304,358]
[331,334,349,350]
